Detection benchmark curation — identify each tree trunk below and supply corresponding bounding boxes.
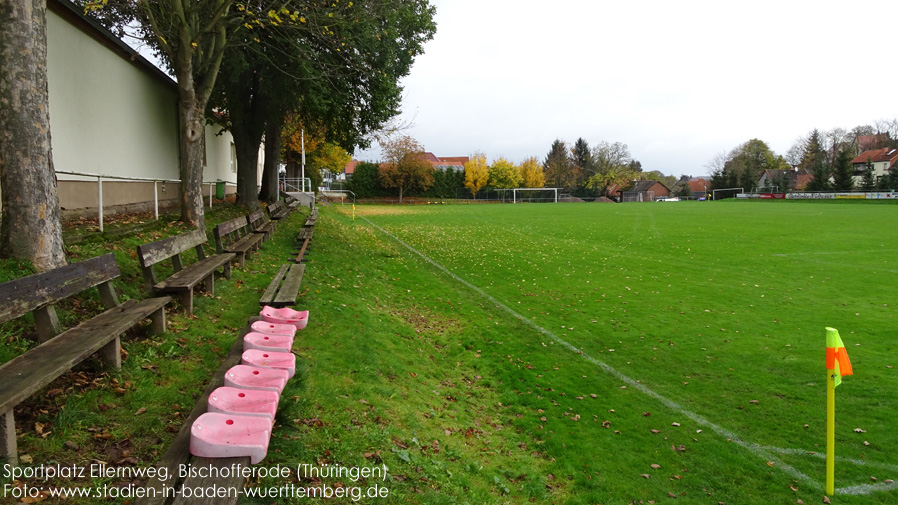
[259,115,283,203]
[0,0,67,271]
[233,123,261,210]
[227,68,265,210]
[177,100,206,229]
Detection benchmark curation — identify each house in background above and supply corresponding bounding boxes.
[855,133,891,153]
[5,0,260,219]
[339,159,361,181]
[619,180,670,201]
[673,176,710,199]
[757,169,812,192]
[432,156,469,171]
[851,148,898,186]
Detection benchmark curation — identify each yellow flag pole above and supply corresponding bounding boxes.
[826,361,835,496]
[352,204,355,222]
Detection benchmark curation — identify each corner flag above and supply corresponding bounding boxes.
[826,327,853,387]
[825,327,853,497]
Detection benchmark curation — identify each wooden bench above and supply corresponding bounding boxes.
[134,324,255,505]
[137,229,235,315]
[296,226,314,242]
[284,194,301,210]
[214,215,264,268]
[259,263,306,307]
[267,201,290,221]
[247,208,276,240]
[304,208,318,227]
[0,253,170,464]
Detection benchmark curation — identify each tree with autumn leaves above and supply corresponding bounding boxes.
[379,136,434,203]
[464,154,489,198]
[519,157,545,188]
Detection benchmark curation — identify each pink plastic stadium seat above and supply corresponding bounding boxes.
[224,365,289,394]
[250,320,297,337]
[241,349,296,379]
[208,387,280,422]
[259,306,309,330]
[243,331,294,353]
[190,412,271,464]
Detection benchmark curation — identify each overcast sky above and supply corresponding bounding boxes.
[356,0,898,177]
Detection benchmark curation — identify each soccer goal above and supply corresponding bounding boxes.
[711,187,744,201]
[621,190,654,202]
[511,188,559,203]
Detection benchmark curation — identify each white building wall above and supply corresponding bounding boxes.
[31,4,253,215]
[47,9,180,182]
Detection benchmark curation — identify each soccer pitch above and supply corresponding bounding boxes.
[353,200,897,503]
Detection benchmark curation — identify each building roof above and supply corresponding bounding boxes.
[626,180,669,192]
[343,159,361,174]
[687,178,709,193]
[758,169,813,190]
[851,148,898,165]
[856,134,890,152]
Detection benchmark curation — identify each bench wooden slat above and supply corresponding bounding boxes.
[0,254,119,323]
[259,264,290,306]
[228,232,263,254]
[138,229,234,315]
[267,201,292,221]
[154,253,235,292]
[272,263,305,307]
[134,324,255,505]
[247,209,276,239]
[296,227,314,242]
[214,216,264,268]
[0,296,170,413]
[137,229,207,269]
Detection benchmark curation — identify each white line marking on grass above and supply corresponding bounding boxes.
[362,217,823,489]
[757,446,898,473]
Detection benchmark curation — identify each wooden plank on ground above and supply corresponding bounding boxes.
[272,263,305,307]
[259,264,290,306]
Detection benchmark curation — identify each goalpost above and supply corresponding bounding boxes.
[622,190,654,202]
[711,187,744,201]
[512,188,559,203]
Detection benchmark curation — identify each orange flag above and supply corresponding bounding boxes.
[826,327,853,387]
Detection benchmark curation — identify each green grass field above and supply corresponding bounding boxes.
[2,200,895,505]
[302,200,896,504]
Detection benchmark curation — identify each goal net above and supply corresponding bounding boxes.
[621,190,654,202]
[712,187,743,201]
[511,188,559,203]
